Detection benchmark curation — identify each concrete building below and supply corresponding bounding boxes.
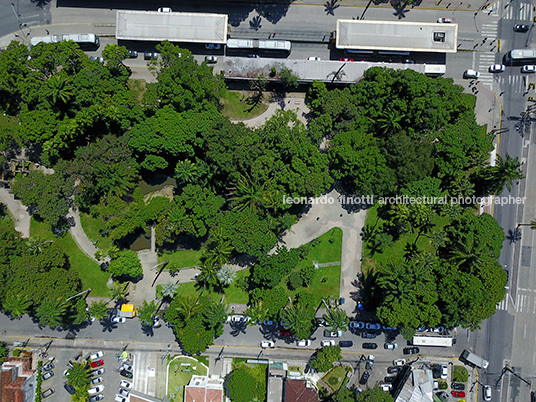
[0,357,37,402]
[283,379,319,402]
[393,365,434,402]
[184,375,224,402]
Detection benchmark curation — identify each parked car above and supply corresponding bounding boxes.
[43,363,54,371]
[339,58,354,62]
[380,383,393,391]
[120,369,133,379]
[522,65,536,73]
[261,340,275,348]
[431,326,445,333]
[393,359,406,366]
[205,43,221,49]
[483,385,492,401]
[324,330,343,337]
[279,330,291,337]
[433,380,438,390]
[366,323,381,330]
[316,318,326,327]
[144,52,158,60]
[366,355,375,370]
[63,383,76,394]
[382,325,397,330]
[307,56,321,61]
[119,380,132,389]
[514,24,530,32]
[437,17,454,23]
[115,396,127,402]
[121,362,133,372]
[359,371,370,385]
[441,364,448,379]
[361,332,377,338]
[89,351,104,360]
[111,316,126,323]
[264,319,275,326]
[384,376,395,383]
[297,339,311,347]
[489,64,505,73]
[90,360,104,368]
[42,371,54,381]
[384,343,398,350]
[157,7,172,12]
[88,395,104,402]
[41,388,55,399]
[463,69,480,79]
[321,340,335,347]
[452,383,465,390]
[88,385,104,395]
[90,377,103,385]
[387,366,401,374]
[452,391,466,398]
[339,340,353,348]
[91,368,105,376]
[89,56,104,63]
[362,343,378,350]
[118,387,130,397]
[129,50,138,58]
[247,54,260,58]
[349,321,365,329]
[403,347,419,355]
[205,55,218,63]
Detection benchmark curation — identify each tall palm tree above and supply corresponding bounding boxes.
[174,159,197,184]
[26,237,49,255]
[109,281,129,303]
[376,262,415,304]
[228,174,265,213]
[375,107,404,136]
[95,162,136,198]
[280,304,314,340]
[161,282,179,301]
[203,299,229,329]
[487,154,524,194]
[216,264,237,287]
[137,300,158,326]
[45,75,73,106]
[322,307,349,332]
[245,301,270,325]
[174,294,201,322]
[87,300,109,321]
[66,361,91,390]
[197,262,219,289]
[447,233,486,272]
[204,239,233,269]
[531,219,536,230]
[3,293,32,319]
[35,297,67,328]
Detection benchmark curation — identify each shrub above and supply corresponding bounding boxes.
[299,266,316,286]
[287,271,303,290]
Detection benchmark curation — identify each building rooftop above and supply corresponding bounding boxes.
[284,379,319,402]
[336,20,458,53]
[394,366,434,402]
[116,10,228,44]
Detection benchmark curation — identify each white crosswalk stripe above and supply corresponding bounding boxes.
[485,1,500,17]
[506,74,526,93]
[496,294,508,311]
[481,24,498,37]
[503,2,533,20]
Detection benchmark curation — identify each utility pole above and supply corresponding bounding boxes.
[65,288,92,302]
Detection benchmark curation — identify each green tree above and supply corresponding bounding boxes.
[250,247,300,289]
[0,342,7,364]
[109,281,129,303]
[66,361,91,393]
[203,298,229,335]
[279,68,299,89]
[323,307,349,332]
[481,153,524,195]
[101,43,130,73]
[161,282,179,301]
[138,300,158,326]
[3,293,32,319]
[228,366,267,402]
[244,301,270,324]
[88,300,109,321]
[310,345,342,372]
[330,386,394,402]
[176,314,215,355]
[173,294,202,323]
[108,251,143,279]
[45,74,73,106]
[35,297,67,328]
[280,303,315,340]
[217,264,236,286]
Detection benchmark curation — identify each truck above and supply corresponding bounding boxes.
[461,349,489,369]
[119,304,138,318]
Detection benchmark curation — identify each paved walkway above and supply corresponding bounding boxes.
[67,207,100,262]
[0,188,31,238]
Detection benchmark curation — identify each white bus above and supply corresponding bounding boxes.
[30,33,100,49]
[412,335,454,347]
[226,38,291,54]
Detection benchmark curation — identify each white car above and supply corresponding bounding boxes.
[464,69,480,79]
[157,7,172,12]
[380,383,393,391]
[521,65,536,73]
[483,385,492,401]
[321,340,335,347]
[111,316,126,323]
[384,343,398,350]
[437,17,453,23]
[152,317,161,327]
[307,56,321,61]
[88,385,104,395]
[296,339,311,347]
[260,341,275,348]
[91,368,105,376]
[440,364,448,379]
[89,351,104,360]
[121,362,133,372]
[90,377,103,385]
[393,359,406,366]
[324,330,343,337]
[115,396,127,402]
[119,380,132,389]
[118,388,129,397]
[489,64,505,73]
[205,56,218,63]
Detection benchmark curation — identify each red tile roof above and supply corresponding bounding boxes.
[285,379,319,402]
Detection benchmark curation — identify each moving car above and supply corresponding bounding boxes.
[452,383,465,390]
[521,65,536,73]
[403,347,420,355]
[463,69,480,79]
[90,377,103,385]
[387,366,401,374]
[41,388,55,399]
[489,64,505,73]
[349,321,365,329]
[88,385,105,395]
[366,323,381,330]
[366,355,375,370]
[120,380,132,389]
[157,7,172,12]
[261,340,275,348]
[437,17,453,23]
[63,383,76,394]
[120,369,133,379]
[362,342,378,349]
[205,55,218,63]
[307,56,321,61]
[514,24,530,32]
[359,371,370,385]
[339,340,353,347]
[88,395,104,402]
[339,58,354,62]
[90,360,104,368]
[111,316,126,323]
[452,391,466,398]
[321,340,335,347]
[393,359,406,366]
[89,351,104,360]
[129,50,138,58]
[144,52,158,60]
[483,385,492,401]
[42,371,54,381]
[297,339,311,347]
[384,343,398,350]
[441,364,448,379]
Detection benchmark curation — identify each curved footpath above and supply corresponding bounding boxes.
[0,187,30,238]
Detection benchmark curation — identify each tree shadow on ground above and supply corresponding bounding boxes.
[30,0,51,8]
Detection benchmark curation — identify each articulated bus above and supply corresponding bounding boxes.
[30,33,100,50]
[412,335,455,347]
[226,38,291,55]
[504,49,536,65]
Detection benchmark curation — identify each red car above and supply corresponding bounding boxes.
[339,58,353,62]
[279,330,291,337]
[90,360,104,368]
[451,391,465,398]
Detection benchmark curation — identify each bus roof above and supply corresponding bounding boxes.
[412,335,453,347]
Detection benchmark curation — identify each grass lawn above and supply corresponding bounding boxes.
[221,90,269,120]
[322,365,349,393]
[30,218,110,297]
[79,212,113,251]
[174,269,250,304]
[167,356,208,402]
[452,365,469,382]
[158,249,204,270]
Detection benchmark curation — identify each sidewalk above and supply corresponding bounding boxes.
[0,187,31,238]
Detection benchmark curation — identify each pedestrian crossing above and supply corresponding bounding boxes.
[477,53,497,88]
[503,1,533,20]
[497,291,536,314]
[481,23,498,38]
[483,1,500,17]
